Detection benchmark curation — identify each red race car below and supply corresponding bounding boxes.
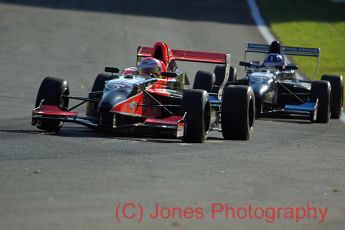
[32,42,255,142]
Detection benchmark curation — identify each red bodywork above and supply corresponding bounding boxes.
[32,42,230,134]
[138,42,227,64]
[33,105,78,117]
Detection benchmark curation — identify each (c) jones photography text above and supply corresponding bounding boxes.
[115,201,328,224]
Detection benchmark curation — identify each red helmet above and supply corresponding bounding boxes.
[137,57,163,77]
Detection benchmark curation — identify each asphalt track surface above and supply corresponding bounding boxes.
[0,1,344,229]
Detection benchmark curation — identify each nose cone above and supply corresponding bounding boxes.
[98,102,113,112]
[251,84,270,99]
[249,73,274,96]
[98,89,133,112]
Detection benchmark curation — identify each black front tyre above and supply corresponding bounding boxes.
[91,73,115,92]
[321,75,343,119]
[86,73,115,117]
[35,77,70,132]
[193,71,215,92]
[182,89,211,143]
[221,86,255,140]
[311,80,331,123]
[255,100,263,118]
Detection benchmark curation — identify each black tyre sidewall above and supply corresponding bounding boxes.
[87,73,115,117]
[193,71,214,92]
[182,89,211,143]
[35,77,69,131]
[321,75,343,119]
[311,80,330,123]
[92,73,114,92]
[221,86,255,140]
[214,65,237,86]
[35,77,69,108]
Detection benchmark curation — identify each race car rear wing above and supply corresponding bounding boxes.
[137,46,230,64]
[137,46,231,98]
[245,43,320,57]
[244,43,320,79]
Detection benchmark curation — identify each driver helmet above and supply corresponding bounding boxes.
[137,57,162,77]
[263,53,284,68]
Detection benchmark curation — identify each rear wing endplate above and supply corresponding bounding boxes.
[137,46,231,99]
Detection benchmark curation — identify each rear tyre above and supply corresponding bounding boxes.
[193,71,215,92]
[182,89,211,143]
[221,86,255,140]
[35,77,70,132]
[214,65,237,86]
[311,80,331,123]
[321,75,343,119]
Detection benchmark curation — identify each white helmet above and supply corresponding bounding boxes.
[137,57,162,77]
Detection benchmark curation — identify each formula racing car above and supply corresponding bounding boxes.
[32,42,255,142]
[234,41,343,123]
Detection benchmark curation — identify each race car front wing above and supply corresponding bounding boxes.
[32,104,186,137]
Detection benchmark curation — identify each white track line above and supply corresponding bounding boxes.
[247,0,304,80]
[246,0,275,43]
[247,0,345,123]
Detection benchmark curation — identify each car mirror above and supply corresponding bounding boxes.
[285,65,298,70]
[105,67,120,73]
[239,61,251,67]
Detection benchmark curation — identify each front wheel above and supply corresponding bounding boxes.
[86,73,115,117]
[311,80,331,123]
[91,73,115,92]
[221,86,255,140]
[35,77,70,132]
[181,89,211,143]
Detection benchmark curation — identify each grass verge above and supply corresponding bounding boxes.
[257,0,345,104]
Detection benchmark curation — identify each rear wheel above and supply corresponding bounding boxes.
[214,65,237,86]
[182,89,211,143]
[221,86,255,140]
[311,80,331,123]
[321,75,343,119]
[35,77,70,132]
[193,71,215,92]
